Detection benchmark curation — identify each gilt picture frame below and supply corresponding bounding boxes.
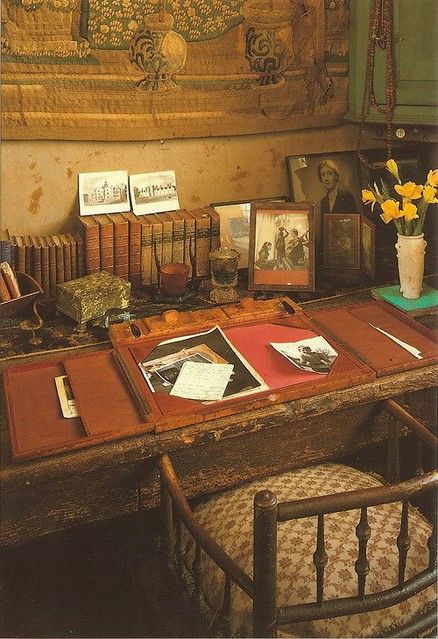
[248,202,315,292]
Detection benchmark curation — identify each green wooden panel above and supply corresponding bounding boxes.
[347,0,438,124]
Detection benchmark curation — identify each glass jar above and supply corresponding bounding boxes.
[209,246,240,303]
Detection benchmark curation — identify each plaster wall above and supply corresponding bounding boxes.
[1,124,377,236]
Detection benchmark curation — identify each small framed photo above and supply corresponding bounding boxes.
[248,202,315,292]
[361,214,376,279]
[286,151,363,242]
[323,213,361,269]
[78,170,130,216]
[211,197,287,268]
[129,170,180,215]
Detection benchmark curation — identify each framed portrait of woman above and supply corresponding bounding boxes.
[248,202,315,292]
[286,151,363,243]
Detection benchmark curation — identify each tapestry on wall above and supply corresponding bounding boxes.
[2,0,350,141]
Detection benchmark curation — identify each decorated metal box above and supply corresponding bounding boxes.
[56,271,131,327]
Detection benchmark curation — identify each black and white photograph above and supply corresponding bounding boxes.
[248,202,315,292]
[323,213,361,269]
[286,152,363,241]
[78,170,130,215]
[211,198,287,268]
[129,170,179,215]
[138,326,268,400]
[271,335,338,374]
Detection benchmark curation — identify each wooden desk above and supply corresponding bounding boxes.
[1,291,437,547]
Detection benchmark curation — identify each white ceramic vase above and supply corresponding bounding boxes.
[395,233,427,299]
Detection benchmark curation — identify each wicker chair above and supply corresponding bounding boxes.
[159,399,437,638]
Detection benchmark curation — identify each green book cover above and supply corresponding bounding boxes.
[371,284,438,315]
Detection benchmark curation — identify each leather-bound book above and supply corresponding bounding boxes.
[51,234,65,284]
[167,210,185,265]
[30,235,42,286]
[60,234,72,282]
[76,215,100,275]
[122,211,141,287]
[148,214,163,285]
[0,268,12,301]
[45,235,57,297]
[107,213,129,279]
[206,205,220,254]
[94,214,114,274]
[12,235,26,273]
[67,233,78,280]
[1,261,21,298]
[159,212,173,268]
[39,235,51,298]
[139,215,153,286]
[72,232,85,277]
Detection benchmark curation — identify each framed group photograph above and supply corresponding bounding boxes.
[78,170,130,216]
[248,202,315,292]
[211,197,287,269]
[286,151,363,242]
[323,213,361,269]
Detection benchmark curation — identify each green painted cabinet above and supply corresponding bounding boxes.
[347,0,438,125]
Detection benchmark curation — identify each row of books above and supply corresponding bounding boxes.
[0,231,85,299]
[76,206,220,286]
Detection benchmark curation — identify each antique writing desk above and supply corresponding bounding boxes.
[1,289,437,547]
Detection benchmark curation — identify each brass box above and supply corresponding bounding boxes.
[56,271,131,326]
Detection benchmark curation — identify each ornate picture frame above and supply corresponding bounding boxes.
[323,212,361,269]
[248,201,315,292]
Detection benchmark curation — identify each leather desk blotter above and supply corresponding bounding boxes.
[2,297,383,460]
[307,300,438,376]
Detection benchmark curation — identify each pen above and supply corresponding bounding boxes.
[368,323,423,359]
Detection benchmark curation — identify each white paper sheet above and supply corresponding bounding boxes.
[169,361,234,401]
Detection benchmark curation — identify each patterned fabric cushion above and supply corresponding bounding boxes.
[183,463,435,638]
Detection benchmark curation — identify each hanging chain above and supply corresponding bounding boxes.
[357,0,395,168]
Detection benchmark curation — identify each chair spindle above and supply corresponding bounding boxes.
[397,500,411,585]
[415,437,424,476]
[355,507,371,598]
[313,514,328,605]
[160,482,174,568]
[214,574,232,638]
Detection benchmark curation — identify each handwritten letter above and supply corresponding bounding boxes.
[169,362,234,401]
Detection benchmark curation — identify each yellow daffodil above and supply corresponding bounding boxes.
[380,199,404,224]
[426,169,438,187]
[394,181,423,200]
[402,202,418,222]
[362,189,376,205]
[422,184,438,204]
[386,159,401,183]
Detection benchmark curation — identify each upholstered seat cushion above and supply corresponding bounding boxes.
[183,463,435,638]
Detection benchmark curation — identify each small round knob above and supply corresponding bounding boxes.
[163,309,179,325]
[395,128,406,139]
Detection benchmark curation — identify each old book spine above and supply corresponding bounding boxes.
[45,235,57,297]
[178,209,195,279]
[39,235,51,298]
[107,213,129,279]
[60,234,72,282]
[51,234,65,284]
[76,215,100,275]
[140,216,153,285]
[0,269,12,301]
[167,210,185,265]
[73,232,85,277]
[206,205,221,253]
[160,212,173,267]
[30,235,42,286]
[149,214,163,285]
[67,233,78,280]
[94,214,114,274]
[12,235,26,273]
[189,207,211,277]
[0,230,12,266]
[122,211,141,287]
[24,235,33,275]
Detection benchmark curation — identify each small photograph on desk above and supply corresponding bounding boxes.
[271,336,338,375]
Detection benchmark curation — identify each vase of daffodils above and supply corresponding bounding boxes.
[362,159,438,299]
